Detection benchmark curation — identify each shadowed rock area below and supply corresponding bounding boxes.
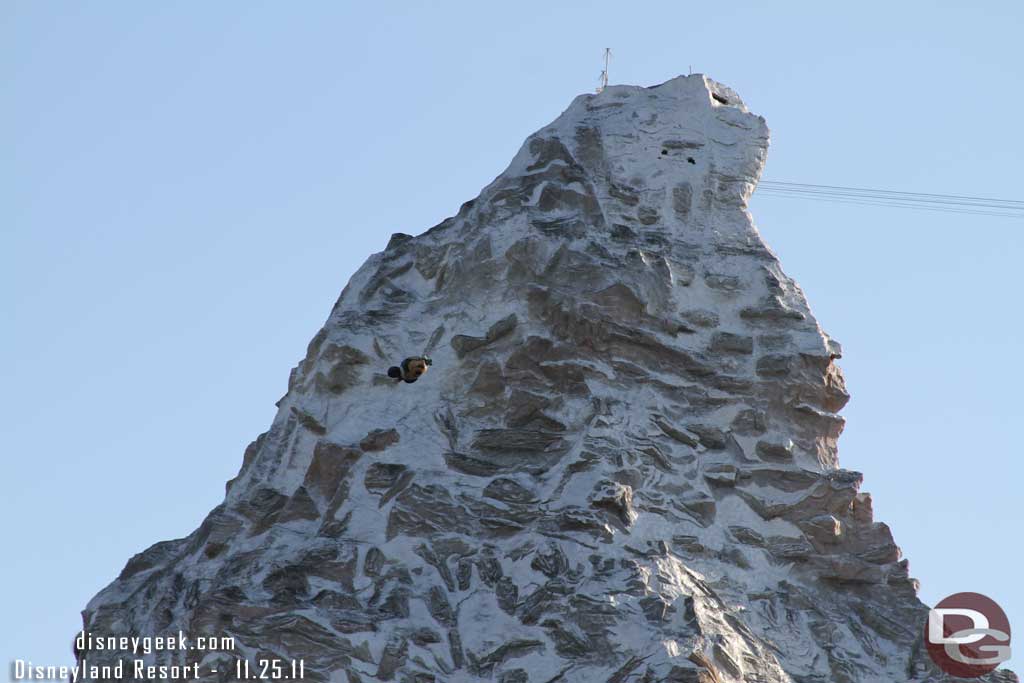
[78,75,1016,683]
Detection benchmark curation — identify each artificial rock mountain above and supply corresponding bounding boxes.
[79,75,1015,683]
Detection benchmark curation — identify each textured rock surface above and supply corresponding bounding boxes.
[79,75,1016,682]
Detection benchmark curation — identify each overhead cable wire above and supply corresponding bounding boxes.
[754,180,1024,218]
[756,190,1022,218]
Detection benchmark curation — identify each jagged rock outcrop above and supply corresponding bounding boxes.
[78,75,1016,683]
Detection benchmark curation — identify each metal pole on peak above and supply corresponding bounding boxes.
[596,48,611,93]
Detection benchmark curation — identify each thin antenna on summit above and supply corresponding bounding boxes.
[596,48,611,93]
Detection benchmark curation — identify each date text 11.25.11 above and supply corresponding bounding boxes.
[235,659,305,679]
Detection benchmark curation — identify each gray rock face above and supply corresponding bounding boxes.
[78,75,1015,682]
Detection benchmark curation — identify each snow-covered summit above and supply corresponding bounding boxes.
[78,74,1014,683]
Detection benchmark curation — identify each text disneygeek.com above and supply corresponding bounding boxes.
[9,630,309,681]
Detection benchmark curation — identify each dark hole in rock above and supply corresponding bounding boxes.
[661,149,668,155]
[712,93,729,105]
[687,157,696,165]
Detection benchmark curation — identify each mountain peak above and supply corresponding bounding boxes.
[503,73,767,238]
[78,75,1012,683]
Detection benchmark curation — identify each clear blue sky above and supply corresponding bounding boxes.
[3,1,1021,670]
